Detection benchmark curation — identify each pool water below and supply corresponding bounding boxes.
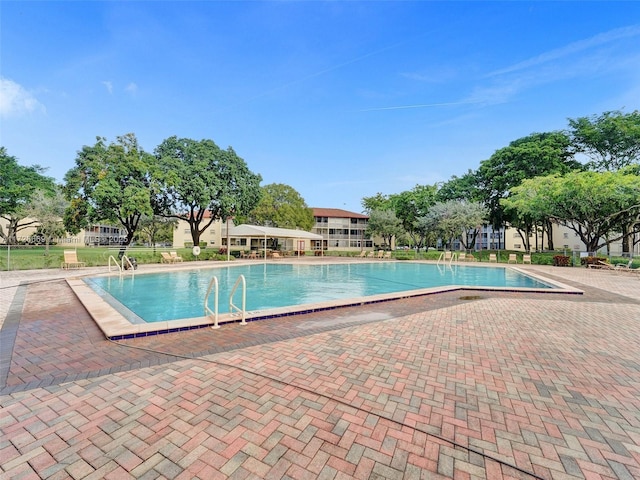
[85,262,553,323]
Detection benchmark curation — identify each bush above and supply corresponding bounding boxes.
[553,255,571,267]
[580,256,607,267]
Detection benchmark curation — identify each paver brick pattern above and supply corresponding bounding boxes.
[1,265,639,479]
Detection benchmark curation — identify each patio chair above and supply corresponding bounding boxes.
[383,251,392,259]
[508,254,517,264]
[489,253,497,263]
[170,251,183,262]
[161,252,176,263]
[377,250,384,259]
[367,251,375,258]
[588,260,615,270]
[458,252,466,262]
[61,250,85,269]
[358,250,368,258]
[523,254,531,264]
[614,259,633,270]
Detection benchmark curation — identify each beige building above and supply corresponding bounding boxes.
[504,222,639,256]
[311,208,373,251]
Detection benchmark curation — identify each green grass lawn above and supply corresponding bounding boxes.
[1,245,637,271]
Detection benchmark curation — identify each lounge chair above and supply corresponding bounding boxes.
[489,253,497,263]
[458,252,466,262]
[383,251,392,259]
[271,252,281,259]
[377,250,384,259]
[61,250,85,269]
[523,254,531,264]
[508,254,517,264]
[367,251,375,258]
[588,260,615,270]
[358,250,367,258]
[161,252,176,263]
[170,251,183,262]
[466,254,476,262]
[614,259,633,270]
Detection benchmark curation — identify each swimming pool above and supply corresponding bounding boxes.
[84,262,556,324]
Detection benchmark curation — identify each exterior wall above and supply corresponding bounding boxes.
[503,223,639,256]
[311,208,373,251]
[173,218,224,248]
[0,217,126,246]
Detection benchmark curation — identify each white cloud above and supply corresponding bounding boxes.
[0,77,46,117]
[125,82,138,95]
[487,24,640,78]
[102,81,113,94]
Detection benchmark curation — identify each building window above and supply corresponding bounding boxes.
[514,244,521,249]
[563,233,569,238]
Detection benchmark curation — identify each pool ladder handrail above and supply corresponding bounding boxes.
[205,274,247,329]
[108,255,135,276]
[436,251,455,265]
[205,276,219,328]
[229,274,247,325]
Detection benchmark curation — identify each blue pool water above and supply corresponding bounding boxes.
[85,262,554,323]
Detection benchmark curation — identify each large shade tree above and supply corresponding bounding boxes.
[365,209,404,250]
[28,188,68,252]
[63,134,156,249]
[476,131,580,250]
[245,183,313,230]
[153,136,262,246]
[422,200,488,251]
[568,110,640,171]
[0,147,55,244]
[502,170,640,253]
[391,184,438,251]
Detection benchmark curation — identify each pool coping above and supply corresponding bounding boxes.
[66,260,583,340]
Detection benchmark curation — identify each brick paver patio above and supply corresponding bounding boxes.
[1,262,639,479]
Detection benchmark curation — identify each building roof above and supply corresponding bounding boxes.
[228,224,323,240]
[311,208,368,219]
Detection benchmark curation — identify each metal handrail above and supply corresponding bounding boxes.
[122,255,135,277]
[108,255,122,273]
[229,274,247,325]
[205,276,219,328]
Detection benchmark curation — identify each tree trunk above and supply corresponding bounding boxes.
[546,221,554,251]
[622,224,630,254]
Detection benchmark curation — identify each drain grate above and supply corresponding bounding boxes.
[458,295,483,301]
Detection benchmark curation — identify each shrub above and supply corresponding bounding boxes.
[580,256,607,266]
[553,255,571,267]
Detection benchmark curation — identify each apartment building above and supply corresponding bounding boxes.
[311,208,373,251]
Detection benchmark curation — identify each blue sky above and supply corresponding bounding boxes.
[2,1,639,213]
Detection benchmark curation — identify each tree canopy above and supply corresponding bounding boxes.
[62,134,156,246]
[421,200,488,250]
[568,110,640,171]
[245,183,313,230]
[502,170,640,252]
[153,136,262,246]
[365,209,404,249]
[0,147,55,244]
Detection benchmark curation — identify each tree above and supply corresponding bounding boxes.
[568,110,640,171]
[502,170,640,253]
[154,136,262,247]
[422,200,488,250]
[361,193,393,213]
[247,183,313,230]
[435,170,481,202]
[391,185,437,250]
[63,134,156,251]
[476,131,580,250]
[134,215,176,249]
[27,188,68,253]
[365,209,404,250]
[0,147,55,244]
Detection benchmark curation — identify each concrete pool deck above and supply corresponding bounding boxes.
[1,259,639,479]
[62,260,583,339]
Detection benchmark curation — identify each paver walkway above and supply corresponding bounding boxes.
[1,263,639,479]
